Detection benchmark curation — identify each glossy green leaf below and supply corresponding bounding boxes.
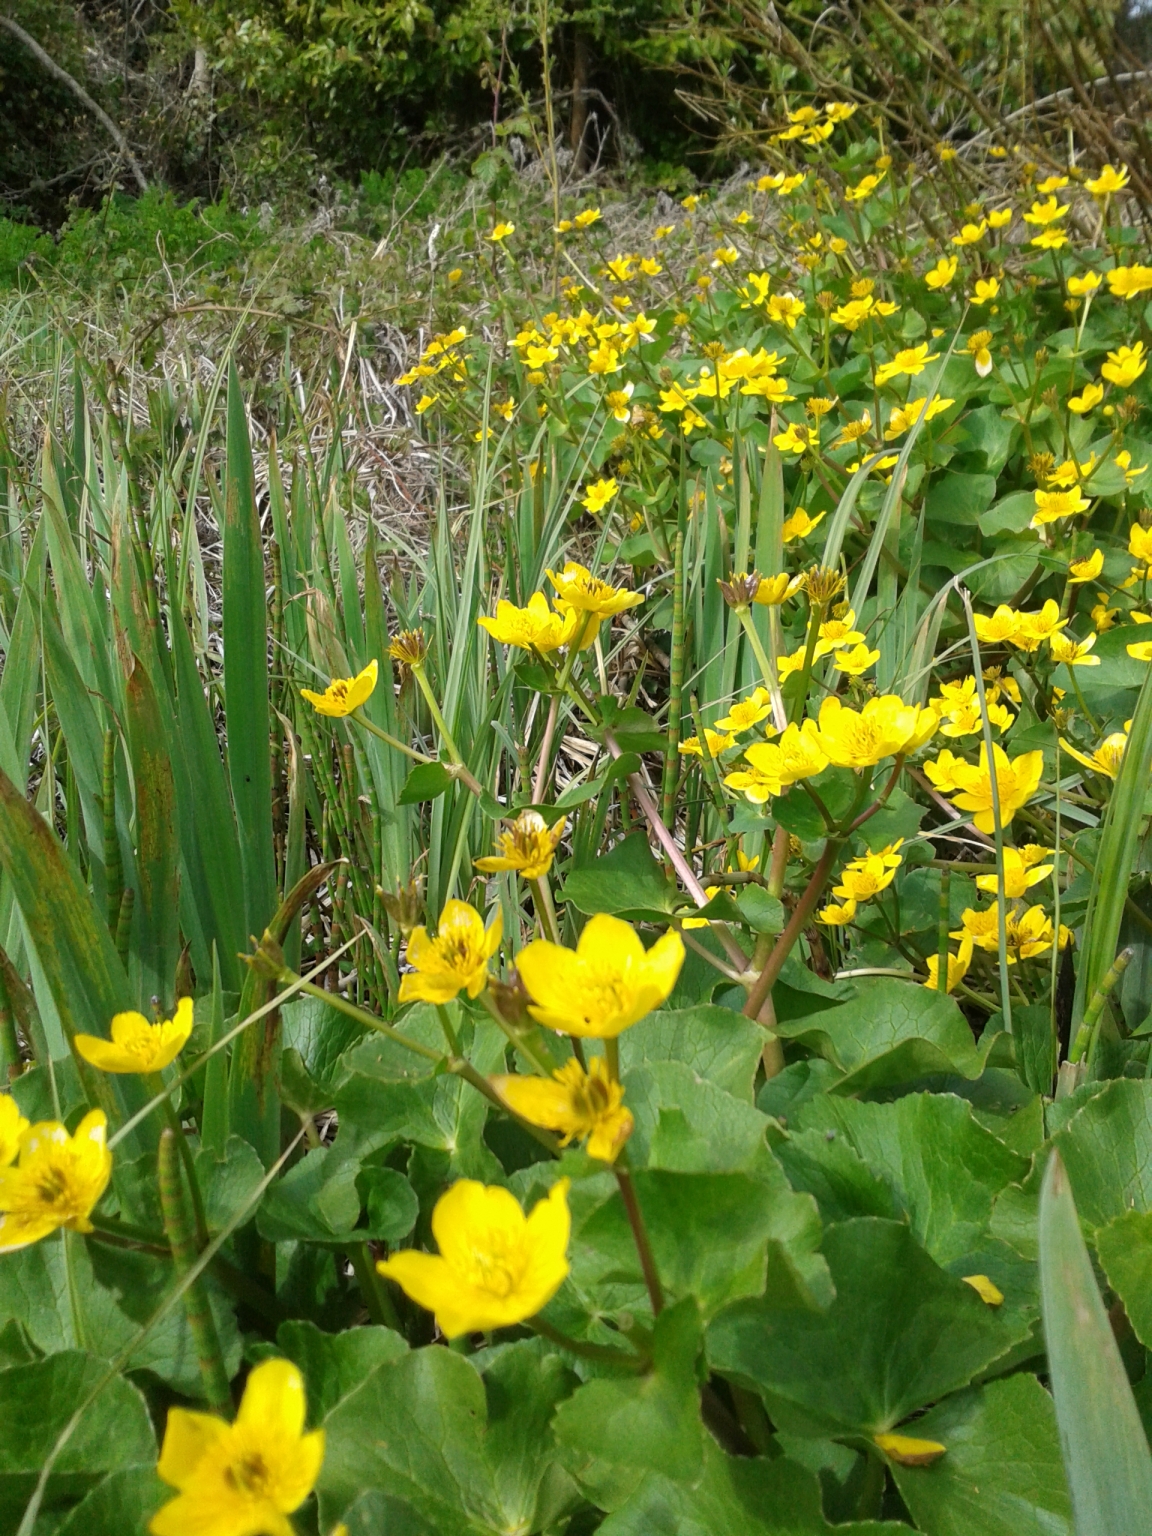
[597,1439,907,1536]
[0,1351,155,1531]
[553,1297,704,1482]
[1097,1210,1152,1348]
[398,761,455,804]
[887,1374,1071,1536]
[559,833,678,917]
[52,1466,167,1536]
[276,1318,407,1424]
[789,1093,1028,1265]
[773,978,997,1092]
[706,1219,1031,1436]
[619,1006,765,1101]
[317,1341,576,1534]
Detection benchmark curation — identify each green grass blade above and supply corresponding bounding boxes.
[124,655,180,1010]
[223,363,276,941]
[1040,1148,1152,1532]
[1074,660,1152,1032]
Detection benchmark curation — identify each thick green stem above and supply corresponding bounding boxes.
[158,1128,232,1415]
[660,530,686,828]
[351,1242,401,1330]
[531,1316,646,1369]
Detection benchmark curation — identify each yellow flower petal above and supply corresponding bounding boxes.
[962,1273,1004,1306]
[874,1432,947,1466]
[300,659,379,718]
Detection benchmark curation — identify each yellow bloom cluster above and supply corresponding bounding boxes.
[818,841,904,925]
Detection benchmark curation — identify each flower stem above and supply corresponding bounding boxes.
[350,709,437,765]
[351,1242,401,1330]
[531,1316,646,1370]
[146,1072,209,1252]
[532,876,562,944]
[158,1127,232,1415]
[411,663,464,765]
[614,1160,665,1316]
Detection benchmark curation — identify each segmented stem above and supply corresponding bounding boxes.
[158,1128,232,1415]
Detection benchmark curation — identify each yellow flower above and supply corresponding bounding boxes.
[582,477,619,514]
[659,381,701,414]
[1032,487,1090,528]
[547,562,644,618]
[924,256,958,289]
[1062,731,1129,779]
[952,221,988,247]
[923,937,974,994]
[833,856,897,902]
[1068,382,1104,415]
[0,1110,111,1252]
[813,694,938,768]
[988,207,1012,228]
[604,384,635,422]
[766,293,807,328]
[845,173,884,203]
[0,1093,29,1167]
[1116,450,1149,485]
[517,913,684,1039]
[1068,271,1102,297]
[782,508,825,541]
[1102,342,1147,389]
[967,329,994,378]
[75,999,194,1075]
[1049,631,1100,667]
[817,898,857,926]
[1030,227,1068,250]
[575,207,602,227]
[678,728,738,758]
[525,343,559,369]
[724,722,828,803]
[825,101,857,121]
[815,608,865,656]
[971,277,1000,305]
[1128,641,1152,662]
[1130,523,1152,566]
[875,344,939,387]
[398,899,503,1005]
[1023,196,1069,226]
[975,847,1054,899]
[874,1433,946,1467]
[415,393,438,414]
[884,396,954,440]
[973,605,1020,646]
[151,1359,324,1536]
[754,572,803,605]
[478,592,585,652]
[475,811,566,881]
[774,422,814,456]
[488,222,515,242]
[492,1057,633,1162]
[587,342,621,375]
[300,659,379,717]
[1107,264,1152,300]
[715,688,775,733]
[1086,164,1129,196]
[930,743,1044,833]
[833,643,880,676]
[1014,599,1068,651]
[379,1179,570,1338]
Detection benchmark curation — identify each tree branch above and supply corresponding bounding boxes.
[0,15,148,194]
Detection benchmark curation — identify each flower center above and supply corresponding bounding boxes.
[226,1452,273,1498]
[463,1241,523,1298]
[35,1166,69,1208]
